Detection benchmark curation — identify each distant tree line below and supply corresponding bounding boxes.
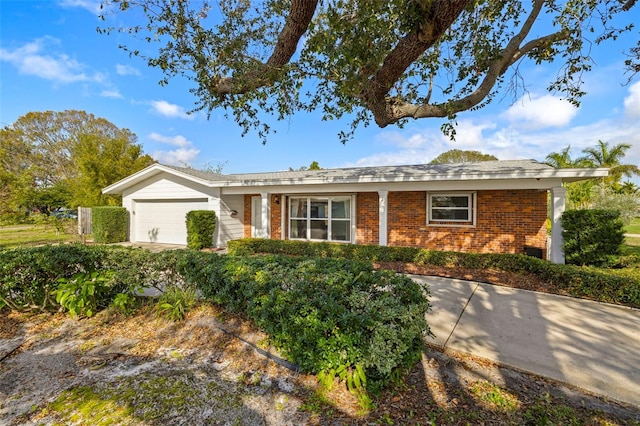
[1,110,155,220]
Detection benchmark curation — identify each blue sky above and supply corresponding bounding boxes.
[1,1,639,179]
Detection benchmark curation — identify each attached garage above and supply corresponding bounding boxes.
[133,198,209,244]
[102,165,247,247]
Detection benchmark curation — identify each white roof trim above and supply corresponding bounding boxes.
[102,163,215,194]
[103,161,609,195]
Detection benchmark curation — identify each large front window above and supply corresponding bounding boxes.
[289,196,351,242]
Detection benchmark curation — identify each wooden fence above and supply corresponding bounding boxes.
[78,207,92,242]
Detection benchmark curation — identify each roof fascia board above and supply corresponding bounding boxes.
[104,164,608,195]
[216,168,609,188]
[220,178,564,195]
[103,163,218,194]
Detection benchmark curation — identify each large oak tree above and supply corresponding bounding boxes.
[102,0,638,142]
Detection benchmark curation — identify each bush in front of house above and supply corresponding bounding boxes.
[0,243,215,313]
[227,238,640,308]
[561,209,625,266]
[0,244,431,398]
[195,253,431,395]
[186,210,217,250]
[92,206,128,243]
[0,244,148,312]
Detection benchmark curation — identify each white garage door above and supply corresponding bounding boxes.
[134,199,209,244]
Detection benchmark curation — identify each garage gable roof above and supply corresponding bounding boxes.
[103,160,608,194]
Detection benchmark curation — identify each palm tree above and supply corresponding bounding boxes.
[617,180,639,195]
[544,145,589,169]
[579,140,640,187]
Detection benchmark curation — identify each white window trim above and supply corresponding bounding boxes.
[427,192,477,228]
[288,195,354,243]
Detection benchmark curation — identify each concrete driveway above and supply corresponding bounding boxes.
[111,242,188,253]
[415,275,640,408]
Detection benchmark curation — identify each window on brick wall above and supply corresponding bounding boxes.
[289,196,352,242]
[428,192,476,226]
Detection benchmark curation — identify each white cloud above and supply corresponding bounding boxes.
[0,37,106,85]
[148,133,200,166]
[116,64,141,76]
[501,94,578,129]
[58,0,103,15]
[351,114,640,170]
[623,81,640,119]
[150,100,194,120]
[346,120,499,167]
[100,89,123,98]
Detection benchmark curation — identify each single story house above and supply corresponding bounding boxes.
[102,160,608,264]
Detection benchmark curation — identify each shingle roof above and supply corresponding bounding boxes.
[168,159,553,183]
[103,159,608,194]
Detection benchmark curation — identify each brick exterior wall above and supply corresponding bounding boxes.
[386,190,547,256]
[247,189,547,256]
[271,194,282,239]
[355,192,379,245]
[243,194,254,238]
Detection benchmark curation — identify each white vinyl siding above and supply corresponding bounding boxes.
[218,195,244,246]
[133,199,208,244]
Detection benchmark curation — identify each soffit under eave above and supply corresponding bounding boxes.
[218,177,565,195]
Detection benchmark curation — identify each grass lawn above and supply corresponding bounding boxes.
[625,217,640,235]
[623,240,640,255]
[0,223,80,249]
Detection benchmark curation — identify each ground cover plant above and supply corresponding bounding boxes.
[195,254,430,398]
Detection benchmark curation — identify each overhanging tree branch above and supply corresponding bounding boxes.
[104,0,636,143]
[371,0,571,126]
[360,0,471,126]
[209,0,318,95]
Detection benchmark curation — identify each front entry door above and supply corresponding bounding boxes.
[251,196,263,238]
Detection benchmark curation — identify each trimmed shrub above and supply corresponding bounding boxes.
[186,210,217,250]
[0,245,431,397]
[196,254,430,394]
[0,244,165,312]
[227,238,640,308]
[92,206,128,243]
[562,209,624,266]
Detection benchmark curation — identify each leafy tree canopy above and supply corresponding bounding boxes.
[0,110,155,213]
[101,0,638,142]
[289,161,322,171]
[429,149,497,164]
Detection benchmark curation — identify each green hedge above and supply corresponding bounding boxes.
[0,245,430,395]
[0,244,153,311]
[193,254,430,393]
[92,206,128,243]
[186,210,217,250]
[562,209,625,266]
[227,239,640,308]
